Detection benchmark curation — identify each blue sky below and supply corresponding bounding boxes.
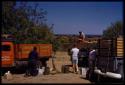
[17,2,123,35]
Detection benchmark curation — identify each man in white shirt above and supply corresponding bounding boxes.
[71,44,79,73]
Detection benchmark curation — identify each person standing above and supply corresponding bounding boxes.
[78,31,94,44]
[88,48,96,69]
[25,47,39,77]
[71,44,79,73]
[86,48,96,80]
[78,48,88,67]
[78,31,85,43]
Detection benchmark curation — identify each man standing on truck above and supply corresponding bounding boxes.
[78,31,95,44]
[71,44,79,74]
[78,31,85,43]
[25,47,39,77]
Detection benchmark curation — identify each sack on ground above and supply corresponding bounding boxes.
[4,71,13,80]
[38,67,45,75]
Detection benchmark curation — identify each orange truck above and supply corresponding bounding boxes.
[1,35,53,68]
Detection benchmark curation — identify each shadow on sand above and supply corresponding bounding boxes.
[1,66,27,76]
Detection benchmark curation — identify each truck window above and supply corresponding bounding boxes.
[2,45,11,51]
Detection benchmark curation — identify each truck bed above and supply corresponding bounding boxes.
[15,44,52,60]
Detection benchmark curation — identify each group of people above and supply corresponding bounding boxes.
[70,31,97,74]
[70,44,96,73]
[25,31,96,77]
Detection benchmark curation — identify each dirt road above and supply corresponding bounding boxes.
[2,51,91,84]
[2,73,91,84]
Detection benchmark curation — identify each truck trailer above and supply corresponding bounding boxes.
[94,36,124,82]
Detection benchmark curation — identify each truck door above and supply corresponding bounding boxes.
[1,41,14,67]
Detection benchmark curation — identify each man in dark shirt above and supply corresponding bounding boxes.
[25,47,38,76]
[28,47,38,62]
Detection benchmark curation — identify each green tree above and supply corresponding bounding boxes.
[58,36,69,44]
[2,1,16,33]
[2,1,54,44]
[25,25,54,44]
[103,21,123,38]
[52,39,61,52]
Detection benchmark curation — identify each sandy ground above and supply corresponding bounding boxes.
[2,73,91,84]
[2,51,91,84]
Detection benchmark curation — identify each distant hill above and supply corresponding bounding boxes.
[54,34,102,38]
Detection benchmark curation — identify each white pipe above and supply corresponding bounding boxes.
[94,69,122,79]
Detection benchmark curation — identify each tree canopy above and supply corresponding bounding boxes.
[103,21,123,38]
[2,1,54,44]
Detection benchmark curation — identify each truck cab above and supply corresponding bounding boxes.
[1,41,15,67]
